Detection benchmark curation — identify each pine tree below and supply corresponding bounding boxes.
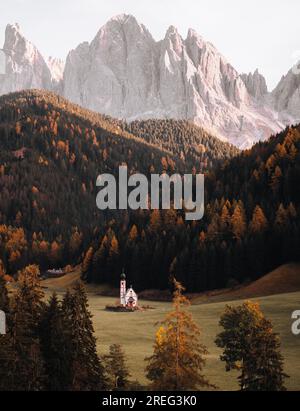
[215,301,288,391]
[61,282,107,390]
[107,235,120,283]
[0,274,16,390]
[0,274,9,312]
[105,344,130,390]
[39,293,71,390]
[145,279,212,390]
[10,265,46,390]
[0,329,16,390]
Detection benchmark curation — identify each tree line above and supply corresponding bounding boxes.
[82,124,300,291]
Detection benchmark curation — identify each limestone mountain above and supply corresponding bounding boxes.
[0,15,298,148]
[63,14,282,148]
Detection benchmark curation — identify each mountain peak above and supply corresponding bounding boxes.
[165,25,180,38]
[186,28,203,41]
[6,23,21,33]
[109,14,137,24]
[0,14,291,148]
[164,25,183,56]
[94,13,153,45]
[4,23,24,51]
[240,70,268,99]
[0,22,52,95]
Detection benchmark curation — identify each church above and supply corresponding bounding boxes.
[120,272,138,308]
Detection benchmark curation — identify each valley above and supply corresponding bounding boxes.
[41,265,300,390]
[0,4,299,393]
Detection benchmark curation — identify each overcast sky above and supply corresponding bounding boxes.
[0,0,299,90]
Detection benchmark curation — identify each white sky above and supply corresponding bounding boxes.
[0,0,299,90]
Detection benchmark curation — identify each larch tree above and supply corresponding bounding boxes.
[215,300,288,391]
[249,205,268,234]
[81,246,94,280]
[231,203,246,240]
[145,279,212,391]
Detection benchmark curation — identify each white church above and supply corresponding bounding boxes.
[120,272,138,308]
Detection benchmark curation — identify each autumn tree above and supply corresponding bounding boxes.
[231,202,246,240]
[81,246,94,280]
[215,301,288,391]
[145,279,212,390]
[249,205,268,234]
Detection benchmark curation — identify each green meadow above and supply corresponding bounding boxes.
[83,290,300,390]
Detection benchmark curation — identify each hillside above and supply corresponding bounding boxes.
[191,263,300,304]
[83,124,300,292]
[0,90,185,274]
[0,89,236,277]
[124,119,239,169]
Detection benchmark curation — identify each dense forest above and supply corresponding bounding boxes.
[0,90,299,293]
[83,125,300,291]
[123,119,239,169]
[0,90,236,279]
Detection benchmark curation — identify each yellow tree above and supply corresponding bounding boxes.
[231,203,246,240]
[145,279,212,390]
[81,246,94,280]
[215,301,288,391]
[249,205,268,234]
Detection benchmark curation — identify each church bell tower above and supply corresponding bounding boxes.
[120,271,126,306]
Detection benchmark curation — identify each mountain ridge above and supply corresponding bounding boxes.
[0,15,299,148]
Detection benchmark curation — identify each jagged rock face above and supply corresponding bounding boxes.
[0,24,52,94]
[0,16,297,148]
[63,15,159,118]
[63,14,282,148]
[240,69,268,100]
[270,68,300,123]
[47,57,64,83]
[47,56,64,94]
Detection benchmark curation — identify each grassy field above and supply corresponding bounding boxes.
[43,277,300,390]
